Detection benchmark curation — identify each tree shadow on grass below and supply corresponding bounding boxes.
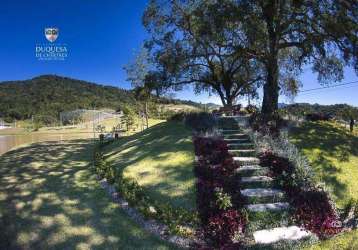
[103,121,196,210]
[0,140,176,250]
[290,121,358,204]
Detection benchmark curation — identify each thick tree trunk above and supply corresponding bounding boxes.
[261,2,280,122]
[262,55,279,120]
[225,96,234,108]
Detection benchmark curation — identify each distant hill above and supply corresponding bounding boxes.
[205,102,222,110]
[278,103,289,109]
[281,103,358,119]
[0,75,136,121]
[0,75,202,122]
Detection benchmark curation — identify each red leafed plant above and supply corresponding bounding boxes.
[259,150,342,239]
[258,151,293,176]
[292,189,342,238]
[205,209,246,247]
[193,136,247,247]
[193,136,229,157]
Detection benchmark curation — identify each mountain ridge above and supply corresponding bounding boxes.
[0,75,201,122]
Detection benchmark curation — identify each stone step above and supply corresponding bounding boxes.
[246,202,290,212]
[240,176,274,189]
[221,130,243,135]
[233,156,260,165]
[220,129,242,132]
[241,188,286,204]
[241,176,273,183]
[235,165,269,177]
[227,143,255,150]
[253,226,311,244]
[224,138,250,143]
[241,188,284,197]
[223,134,248,139]
[229,149,256,157]
[247,209,292,232]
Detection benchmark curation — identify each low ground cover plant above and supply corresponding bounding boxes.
[193,136,247,248]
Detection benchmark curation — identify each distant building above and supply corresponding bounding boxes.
[0,118,5,129]
[0,118,10,129]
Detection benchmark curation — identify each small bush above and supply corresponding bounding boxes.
[185,112,217,133]
[292,188,342,238]
[249,112,287,136]
[305,113,332,121]
[214,187,233,210]
[246,104,259,114]
[193,136,228,157]
[167,112,186,122]
[205,209,246,247]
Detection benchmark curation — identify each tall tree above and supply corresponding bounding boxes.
[124,46,165,128]
[143,0,264,107]
[232,0,357,119]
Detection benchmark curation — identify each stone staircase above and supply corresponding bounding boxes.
[219,117,311,245]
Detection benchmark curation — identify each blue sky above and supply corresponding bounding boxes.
[0,0,357,106]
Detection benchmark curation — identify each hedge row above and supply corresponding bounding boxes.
[93,141,198,237]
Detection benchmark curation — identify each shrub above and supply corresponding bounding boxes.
[185,112,217,133]
[249,112,288,136]
[292,188,342,238]
[205,209,246,247]
[246,104,259,114]
[167,112,186,122]
[305,113,332,121]
[259,151,293,176]
[193,136,228,157]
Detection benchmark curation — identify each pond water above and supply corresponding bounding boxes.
[0,132,94,155]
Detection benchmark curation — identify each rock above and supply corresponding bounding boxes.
[253,226,311,244]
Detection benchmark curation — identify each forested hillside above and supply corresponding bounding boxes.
[0,75,204,122]
[281,103,358,119]
[0,75,135,121]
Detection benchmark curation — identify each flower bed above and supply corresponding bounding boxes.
[259,151,342,238]
[193,136,247,248]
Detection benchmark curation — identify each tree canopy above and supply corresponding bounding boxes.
[142,0,357,117]
[143,0,264,107]
[233,0,357,118]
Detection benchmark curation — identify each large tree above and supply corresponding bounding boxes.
[143,0,264,107]
[232,0,357,118]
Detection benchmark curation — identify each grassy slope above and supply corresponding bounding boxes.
[0,118,164,136]
[104,121,196,210]
[0,140,176,250]
[289,121,358,250]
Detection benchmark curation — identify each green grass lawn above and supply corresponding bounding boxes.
[0,140,177,250]
[0,118,164,136]
[103,121,196,210]
[289,121,358,250]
